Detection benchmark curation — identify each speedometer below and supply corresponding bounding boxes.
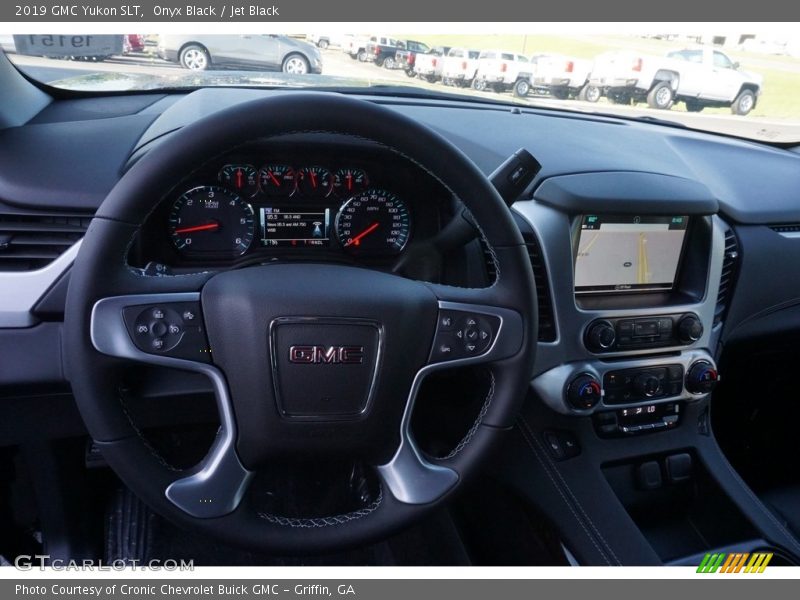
[335,189,411,256]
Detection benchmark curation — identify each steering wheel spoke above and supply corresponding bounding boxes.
[91,292,253,518]
[377,294,524,505]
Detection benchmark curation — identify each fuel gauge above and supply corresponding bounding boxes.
[219,164,259,197]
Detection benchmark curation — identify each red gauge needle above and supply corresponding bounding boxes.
[267,171,281,187]
[309,171,318,188]
[235,169,244,189]
[347,173,353,191]
[345,222,380,247]
[174,222,220,234]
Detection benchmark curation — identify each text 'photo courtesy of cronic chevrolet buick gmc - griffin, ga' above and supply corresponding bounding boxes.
[1,31,800,567]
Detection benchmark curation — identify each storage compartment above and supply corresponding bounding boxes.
[603,450,760,562]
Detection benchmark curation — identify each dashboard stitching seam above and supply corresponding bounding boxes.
[520,417,622,565]
[516,421,611,565]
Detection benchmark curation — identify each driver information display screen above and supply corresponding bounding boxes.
[575,215,689,294]
[260,207,331,247]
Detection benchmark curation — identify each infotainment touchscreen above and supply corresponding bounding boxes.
[574,215,689,294]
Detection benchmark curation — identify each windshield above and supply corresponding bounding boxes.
[4,32,800,142]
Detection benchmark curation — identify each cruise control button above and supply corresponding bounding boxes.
[152,308,165,319]
[151,321,168,337]
[136,324,149,335]
[168,324,181,335]
[182,310,195,321]
[152,338,165,350]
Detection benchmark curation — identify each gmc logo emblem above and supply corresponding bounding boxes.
[288,345,364,365]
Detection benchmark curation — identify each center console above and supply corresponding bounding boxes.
[504,170,800,566]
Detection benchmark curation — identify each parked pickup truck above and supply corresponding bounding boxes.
[342,34,370,62]
[392,41,433,76]
[411,46,451,81]
[513,53,595,100]
[589,47,763,114]
[366,36,428,69]
[441,48,481,87]
[472,50,529,92]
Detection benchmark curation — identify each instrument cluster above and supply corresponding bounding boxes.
[135,141,448,269]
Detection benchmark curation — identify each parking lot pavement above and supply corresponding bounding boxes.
[9,48,800,142]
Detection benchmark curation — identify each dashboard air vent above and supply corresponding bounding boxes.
[769,223,800,235]
[0,213,90,272]
[714,228,739,327]
[480,231,555,342]
[523,231,557,342]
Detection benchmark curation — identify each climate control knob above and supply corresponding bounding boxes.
[677,315,704,344]
[686,361,719,394]
[633,372,662,397]
[567,373,602,410]
[586,321,616,352]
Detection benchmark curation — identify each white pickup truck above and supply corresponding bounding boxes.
[341,34,370,62]
[440,48,481,87]
[412,47,450,82]
[512,54,595,100]
[472,50,529,92]
[589,47,763,115]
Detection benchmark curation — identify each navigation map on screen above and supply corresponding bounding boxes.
[575,215,689,293]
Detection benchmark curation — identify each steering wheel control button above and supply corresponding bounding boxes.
[123,302,211,362]
[151,321,168,338]
[686,361,719,394]
[430,310,499,363]
[566,373,601,410]
[182,310,196,321]
[603,364,684,405]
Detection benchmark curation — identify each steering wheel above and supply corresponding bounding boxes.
[64,93,536,554]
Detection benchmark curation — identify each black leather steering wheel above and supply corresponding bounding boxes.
[65,93,536,554]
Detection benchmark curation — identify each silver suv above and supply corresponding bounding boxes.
[157,34,322,74]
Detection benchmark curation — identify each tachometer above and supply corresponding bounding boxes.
[335,189,411,256]
[168,186,254,256]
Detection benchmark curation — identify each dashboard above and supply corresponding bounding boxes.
[4,75,800,566]
[2,86,800,426]
[132,139,451,272]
